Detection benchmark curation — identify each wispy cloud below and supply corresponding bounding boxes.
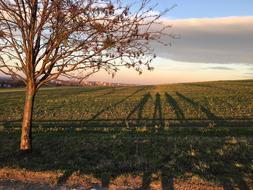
[153,16,253,64]
[204,66,234,70]
[244,73,253,75]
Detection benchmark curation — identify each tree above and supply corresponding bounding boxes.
[0,0,171,152]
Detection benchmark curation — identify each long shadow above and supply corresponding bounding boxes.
[176,92,220,120]
[138,171,152,190]
[152,93,164,128]
[43,86,115,97]
[126,93,151,126]
[221,178,234,190]
[57,170,74,186]
[0,131,252,189]
[221,176,251,190]
[190,141,252,190]
[165,92,185,121]
[94,89,116,98]
[94,87,131,98]
[88,87,146,122]
[161,171,174,190]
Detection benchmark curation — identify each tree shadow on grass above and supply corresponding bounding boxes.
[57,169,75,185]
[152,93,164,129]
[174,92,231,128]
[94,89,117,98]
[165,93,186,126]
[3,88,253,129]
[160,170,174,190]
[94,87,132,98]
[89,87,146,122]
[126,92,151,126]
[221,176,251,190]
[0,130,252,190]
[176,92,219,120]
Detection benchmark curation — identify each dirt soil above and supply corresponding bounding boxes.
[0,168,251,190]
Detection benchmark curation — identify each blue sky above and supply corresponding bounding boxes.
[157,0,253,19]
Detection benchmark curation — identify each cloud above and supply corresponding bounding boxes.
[153,16,253,64]
[204,66,234,70]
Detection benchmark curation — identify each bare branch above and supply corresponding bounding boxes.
[0,0,172,89]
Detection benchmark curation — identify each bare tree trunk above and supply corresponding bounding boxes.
[20,82,36,152]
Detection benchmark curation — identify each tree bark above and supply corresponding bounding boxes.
[20,83,36,152]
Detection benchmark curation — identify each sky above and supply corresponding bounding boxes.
[157,0,253,19]
[90,0,253,84]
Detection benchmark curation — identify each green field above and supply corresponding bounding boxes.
[0,80,253,189]
[1,80,253,126]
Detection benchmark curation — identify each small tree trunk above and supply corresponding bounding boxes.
[20,83,36,152]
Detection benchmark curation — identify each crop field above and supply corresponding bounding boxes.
[0,80,253,189]
[1,80,253,126]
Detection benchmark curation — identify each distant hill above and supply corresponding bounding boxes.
[0,77,134,88]
[0,77,24,88]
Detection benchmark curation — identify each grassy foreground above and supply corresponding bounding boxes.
[0,80,253,189]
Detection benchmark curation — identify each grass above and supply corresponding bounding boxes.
[0,80,253,124]
[0,131,252,189]
[0,80,253,189]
